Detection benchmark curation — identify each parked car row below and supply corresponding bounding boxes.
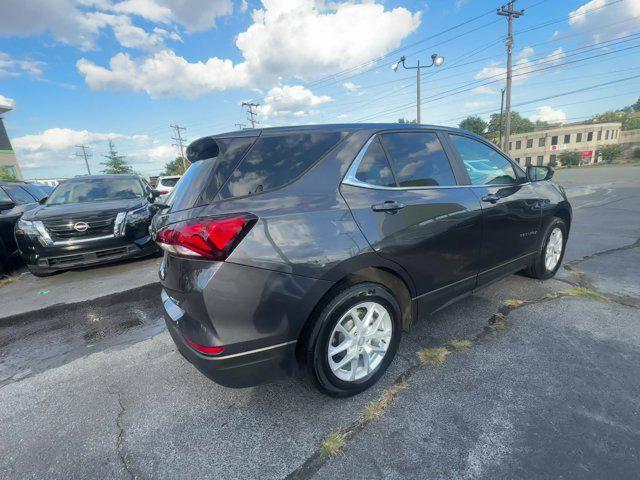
[1,175,172,276]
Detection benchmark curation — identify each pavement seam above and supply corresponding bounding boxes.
[564,237,640,268]
[111,391,138,480]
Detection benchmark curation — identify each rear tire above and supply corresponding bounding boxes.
[524,217,567,280]
[304,282,401,397]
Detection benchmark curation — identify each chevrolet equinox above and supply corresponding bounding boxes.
[151,124,571,397]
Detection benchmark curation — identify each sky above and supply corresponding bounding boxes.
[0,0,639,179]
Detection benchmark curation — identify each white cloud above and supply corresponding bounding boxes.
[529,106,566,124]
[342,82,360,92]
[80,12,179,50]
[239,0,249,14]
[257,84,331,118]
[129,143,176,164]
[471,85,496,95]
[474,47,565,86]
[13,128,147,169]
[463,100,493,111]
[0,52,45,78]
[77,50,250,98]
[0,95,15,108]
[569,0,640,43]
[77,0,421,97]
[517,46,534,60]
[455,0,469,8]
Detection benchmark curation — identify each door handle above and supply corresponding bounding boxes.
[481,193,500,204]
[371,201,405,212]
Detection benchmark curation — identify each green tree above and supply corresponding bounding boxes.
[600,144,622,163]
[162,157,189,176]
[459,116,487,136]
[486,111,535,143]
[397,118,417,124]
[633,147,640,160]
[632,96,640,112]
[101,140,132,174]
[558,151,581,167]
[622,116,640,131]
[0,166,17,180]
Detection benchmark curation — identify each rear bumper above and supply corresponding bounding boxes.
[162,290,298,388]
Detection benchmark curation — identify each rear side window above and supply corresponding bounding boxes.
[355,138,395,187]
[4,185,36,205]
[159,178,179,187]
[449,134,517,185]
[218,132,344,199]
[380,132,456,187]
[22,183,47,200]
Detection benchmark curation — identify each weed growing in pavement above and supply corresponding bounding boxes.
[564,286,609,302]
[359,379,410,424]
[504,299,525,307]
[320,430,347,456]
[447,339,472,352]
[417,347,450,365]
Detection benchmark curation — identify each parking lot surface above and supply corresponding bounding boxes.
[1,165,639,479]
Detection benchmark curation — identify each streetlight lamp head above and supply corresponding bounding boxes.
[391,62,399,72]
[432,53,445,67]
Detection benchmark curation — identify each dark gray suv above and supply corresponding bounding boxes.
[151,124,571,397]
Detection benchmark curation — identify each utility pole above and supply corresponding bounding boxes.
[235,123,247,130]
[75,145,92,175]
[498,0,524,153]
[170,124,187,171]
[498,88,505,148]
[391,53,445,124]
[241,102,260,128]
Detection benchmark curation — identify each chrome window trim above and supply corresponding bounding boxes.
[342,133,528,191]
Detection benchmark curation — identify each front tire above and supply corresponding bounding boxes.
[305,282,402,397]
[525,217,567,280]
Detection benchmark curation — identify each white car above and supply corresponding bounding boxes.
[156,175,181,202]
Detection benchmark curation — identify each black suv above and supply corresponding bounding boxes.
[151,124,571,397]
[0,181,50,273]
[15,174,159,276]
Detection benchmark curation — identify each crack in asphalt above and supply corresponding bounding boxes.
[286,238,640,479]
[112,391,138,480]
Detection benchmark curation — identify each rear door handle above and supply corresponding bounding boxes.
[371,201,405,212]
[481,193,500,204]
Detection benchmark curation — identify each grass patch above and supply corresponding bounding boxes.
[504,299,525,308]
[320,430,347,456]
[0,276,15,288]
[417,347,450,365]
[564,286,608,302]
[447,338,472,352]
[359,379,409,424]
[488,312,507,331]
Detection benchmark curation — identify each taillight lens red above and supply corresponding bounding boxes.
[184,335,224,356]
[155,214,257,260]
[158,190,170,195]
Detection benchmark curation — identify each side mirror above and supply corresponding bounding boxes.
[39,196,48,205]
[149,189,162,202]
[0,200,15,211]
[527,165,554,182]
[149,203,170,215]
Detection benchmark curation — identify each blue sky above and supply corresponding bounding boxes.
[0,0,638,179]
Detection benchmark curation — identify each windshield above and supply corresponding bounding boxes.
[47,177,145,205]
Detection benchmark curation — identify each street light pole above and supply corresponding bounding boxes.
[392,53,445,124]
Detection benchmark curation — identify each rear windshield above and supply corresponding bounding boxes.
[169,136,255,212]
[217,132,345,199]
[47,177,144,204]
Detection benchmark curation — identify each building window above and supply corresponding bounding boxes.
[515,157,520,164]
[509,142,512,150]
[587,131,593,141]
[515,140,521,150]
[605,130,609,140]
[551,136,558,146]
[525,157,532,166]
[597,130,602,140]
[526,139,533,148]
[538,137,546,147]
[537,155,544,166]
[564,134,571,144]
[549,154,557,166]
[576,132,582,142]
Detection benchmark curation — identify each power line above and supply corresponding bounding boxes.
[170,124,187,170]
[74,145,92,175]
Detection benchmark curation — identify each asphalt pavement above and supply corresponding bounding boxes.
[1,164,639,479]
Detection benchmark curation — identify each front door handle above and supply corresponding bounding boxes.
[481,193,500,204]
[371,201,405,212]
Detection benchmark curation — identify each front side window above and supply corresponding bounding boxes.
[0,187,13,204]
[219,132,344,199]
[47,177,144,205]
[22,183,48,201]
[3,185,37,205]
[355,138,395,187]
[379,132,456,187]
[449,134,517,186]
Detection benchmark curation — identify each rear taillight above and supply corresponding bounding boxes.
[184,335,224,356]
[155,213,257,260]
[157,190,170,195]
